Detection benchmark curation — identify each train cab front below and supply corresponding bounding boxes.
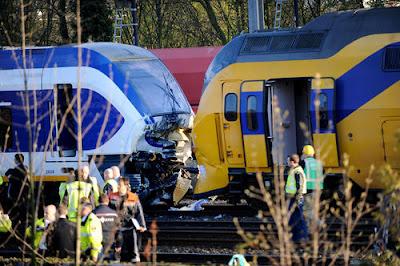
[193,77,274,200]
[109,44,194,205]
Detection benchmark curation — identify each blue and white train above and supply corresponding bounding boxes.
[0,42,194,204]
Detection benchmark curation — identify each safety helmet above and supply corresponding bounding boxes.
[302,145,315,156]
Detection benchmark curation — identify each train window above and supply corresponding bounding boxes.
[318,93,329,130]
[55,84,76,157]
[384,47,400,71]
[247,96,258,130]
[0,107,12,150]
[224,93,237,121]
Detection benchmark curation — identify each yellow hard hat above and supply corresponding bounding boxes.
[302,145,315,156]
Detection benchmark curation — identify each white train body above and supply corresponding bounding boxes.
[0,43,193,198]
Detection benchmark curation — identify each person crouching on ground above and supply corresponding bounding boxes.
[286,154,309,243]
[109,177,146,263]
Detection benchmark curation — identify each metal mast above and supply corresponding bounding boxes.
[113,0,139,45]
[248,0,265,32]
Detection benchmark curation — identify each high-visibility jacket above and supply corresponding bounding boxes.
[25,218,46,249]
[304,157,324,190]
[0,214,11,232]
[59,182,68,204]
[65,181,93,221]
[0,175,3,186]
[286,166,307,195]
[81,212,102,261]
[102,179,118,194]
[89,176,100,206]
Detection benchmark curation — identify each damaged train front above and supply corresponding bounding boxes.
[115,51,196,206]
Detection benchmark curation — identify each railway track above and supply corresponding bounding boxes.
[0,203,380,265]
[155,252,350,265]
[143,203,380,264]
[152,219,377,248]
[145,203,257,217]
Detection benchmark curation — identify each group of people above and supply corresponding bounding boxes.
[26,165,146,263]
[286,145,324,242]
[0,145,323,259]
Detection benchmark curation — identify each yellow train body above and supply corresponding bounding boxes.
[193,8,400,197]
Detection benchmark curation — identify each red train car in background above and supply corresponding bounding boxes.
[151,46,221,112]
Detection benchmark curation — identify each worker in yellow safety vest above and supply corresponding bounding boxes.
[102,168,118,195]
[25,205,57,250]
[300,145,324,223]
[82,165,100,206]
[286,154,308,242]
[0,207,11,233]
[59,170,75,205]
[81,202,102,262]
[62,169,94,222]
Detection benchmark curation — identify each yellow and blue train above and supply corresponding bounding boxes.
[193,8,400,198]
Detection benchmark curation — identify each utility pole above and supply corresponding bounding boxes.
[131,0,139,45]
[294,0,299,27]
[248,0,265,32]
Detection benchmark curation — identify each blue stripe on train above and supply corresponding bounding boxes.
[0,89,124,152]
[0,47,149,116]
[336,42,400,122]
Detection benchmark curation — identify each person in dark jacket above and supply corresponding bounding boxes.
[5,154,28,211]
[286,154,308,243]
[109,177,146,263]
[93,193,119,260]
[5,153,29,224]
[47,204,76,258]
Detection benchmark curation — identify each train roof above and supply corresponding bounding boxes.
[0,42,192,117]
[204,7,400,89]
[80,42,157,61]
[0,42,158,69]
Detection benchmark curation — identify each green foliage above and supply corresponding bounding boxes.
[70,0,113,42]
[366,250,400,266]
[1,1,400,47]
[373,129,400,262]
[0,1,21,46]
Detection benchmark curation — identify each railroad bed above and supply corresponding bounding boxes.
[0,203,380,265]
[146,217,378,249]
[143,204,379,265]
[145,203,257,217]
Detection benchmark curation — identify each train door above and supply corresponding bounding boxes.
[222,82,245,166]
[382,119,400,169]
[48,84,77,160]
[240,81,269,170]
[269,80,298,165]
[268,78,312,165]
[310,78,339,167]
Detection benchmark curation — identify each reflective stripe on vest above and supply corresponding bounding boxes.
[66,181,93,216]
[285,166,307,195]
[304,157,324,190]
